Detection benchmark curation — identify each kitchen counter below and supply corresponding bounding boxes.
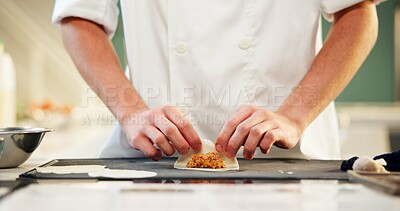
[0,160,399,211]
[0,103,398,210]
[0,160,45,181]
[1,180,400,210]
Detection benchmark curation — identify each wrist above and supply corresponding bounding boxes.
[117,104,149,125]
[276,107,308,134]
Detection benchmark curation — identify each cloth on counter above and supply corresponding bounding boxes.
[341,150,400,172]
[373,150,400,172]
[341,156,359,171]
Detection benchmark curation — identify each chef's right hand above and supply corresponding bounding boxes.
[120,105,202,160]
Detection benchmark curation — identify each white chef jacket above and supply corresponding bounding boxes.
[53,0,383,160]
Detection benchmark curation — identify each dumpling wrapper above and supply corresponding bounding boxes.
[36,165,157,179]
[36,165,106,174]
[88,169,157,179]
[174,139,239,171]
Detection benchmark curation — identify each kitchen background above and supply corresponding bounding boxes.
[0,0,398,160]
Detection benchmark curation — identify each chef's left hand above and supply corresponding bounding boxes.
[215,105,303,160]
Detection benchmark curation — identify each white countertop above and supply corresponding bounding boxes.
[0,161,400,211]
[0,160,46,181]
[0,180,399,211]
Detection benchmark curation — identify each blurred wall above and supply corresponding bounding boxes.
[322,1,397,102]
[0,0,114,158]
[0,0,86,106]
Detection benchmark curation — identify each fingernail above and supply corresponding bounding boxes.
[181,146,190,155]
[153,150,162,161]
[216,144,223,152]
[245,153,254,160]
[194,144,201,150]
[226,152,235,158]
[261,148,268,154]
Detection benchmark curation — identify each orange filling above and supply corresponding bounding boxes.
[186,152,226,169]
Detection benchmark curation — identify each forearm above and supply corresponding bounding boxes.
[61,18,147,122]
[277,1,378,131]
[61,18,203,158]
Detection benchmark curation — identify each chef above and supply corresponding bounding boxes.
[52,0,381,160]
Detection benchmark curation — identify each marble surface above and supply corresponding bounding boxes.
[1,161,399,211]
[0,160,45,181]
[0,181,399,211]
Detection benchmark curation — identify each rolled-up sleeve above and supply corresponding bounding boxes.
[52,0,119,38]
[320,0,385,21]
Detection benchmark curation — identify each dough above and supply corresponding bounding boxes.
[174,139,239,171]
[36,165,157,179]
[88,169,157,179]
[36,165,106,174]
[352,156,388,173]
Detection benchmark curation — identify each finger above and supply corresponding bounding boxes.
[226,109,275,158]
[143,126,175,156]
[232,109,271,148]
[243,121,277,160]
[259,129,282,154]
[152,115,190,155]
[134,136,162,160]
[163,106,202,150]
[215,105,255,153]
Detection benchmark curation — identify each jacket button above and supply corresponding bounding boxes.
[175,41,188,54]
[239,38,251,50]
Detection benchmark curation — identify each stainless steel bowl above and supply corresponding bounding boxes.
[0,127,54,168]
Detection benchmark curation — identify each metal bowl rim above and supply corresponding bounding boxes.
[0,127,54,134]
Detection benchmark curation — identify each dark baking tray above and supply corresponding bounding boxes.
[19,158,347,181]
